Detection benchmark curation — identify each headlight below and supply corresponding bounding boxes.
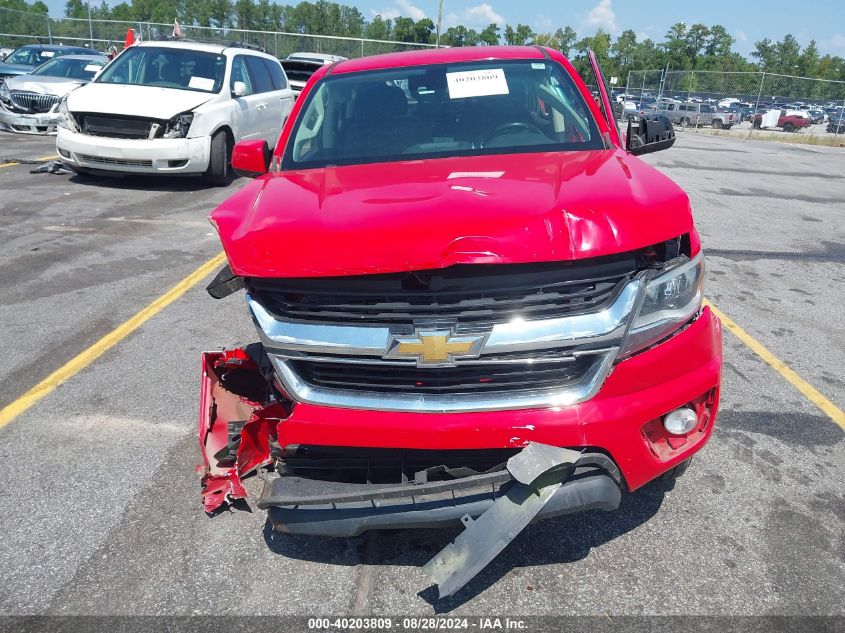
[57,95,78,131]
[621,253,704,356]
[163,113,194,139]
[0,81,9,103]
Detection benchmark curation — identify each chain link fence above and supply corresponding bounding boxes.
[624,68,845,140]
[0,6,436,59]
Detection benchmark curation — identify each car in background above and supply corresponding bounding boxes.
[827,117,845,134]
[0,54,107,134]
[286,52,346,64]
[56,40,295,185]
[723,103,754,122]
[806,109,826,124]
[280,59,323,98]
[752,109,812,132]
[281,52,347,98]
[0,44,93,81]
[660,101,738,128]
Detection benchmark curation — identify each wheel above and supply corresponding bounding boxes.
[681,117,691,128]
[659,458,692,480]
[752,120,761,129]
[203,130,231,186]
[783,122,795,133]
[712,120,724,129]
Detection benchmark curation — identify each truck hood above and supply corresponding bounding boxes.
[212,150,694,278]
[5,74,86,96]
[66,83,214,119]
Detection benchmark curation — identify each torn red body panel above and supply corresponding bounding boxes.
[198,350,289,513]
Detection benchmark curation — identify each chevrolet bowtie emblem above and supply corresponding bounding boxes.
[387,329,486,366]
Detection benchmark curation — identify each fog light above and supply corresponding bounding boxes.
[663,407,698,435]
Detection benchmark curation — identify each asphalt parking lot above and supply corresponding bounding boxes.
[0,131,842,619]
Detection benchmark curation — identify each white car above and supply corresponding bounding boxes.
[286,52,346,64]
[56,40,294,185]
[0,54,107,135]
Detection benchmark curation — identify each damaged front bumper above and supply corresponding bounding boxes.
[0,105,61,134]
[258,451,622,537]
[198,348,290,513]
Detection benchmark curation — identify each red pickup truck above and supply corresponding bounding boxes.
[198,46,722,597]
[753,109,812,132]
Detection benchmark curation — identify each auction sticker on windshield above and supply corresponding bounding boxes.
[446,68,509,99]
[188,76,215,91]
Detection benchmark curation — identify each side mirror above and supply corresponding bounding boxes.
[626,113,676,156]
[232,139,272,178]
[232,81,247,97]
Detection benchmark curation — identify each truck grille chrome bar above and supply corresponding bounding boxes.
[247,269,648,412]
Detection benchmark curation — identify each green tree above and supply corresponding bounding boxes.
[503,23,533,46]
[534,26,576,57]
[774,34,801,74]
[391,16,416,42]
[413,17,434,43]
[798,40,820,77]
[752,38,776,71]
[684,23,709,68]
[365,14,391,40]
[478,23,500,46]
[573,29,611,78]
[663,22,690,69]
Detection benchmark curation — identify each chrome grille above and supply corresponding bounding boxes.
[10,91,60,113]
[290,354,595,395]
[248,256,638,327]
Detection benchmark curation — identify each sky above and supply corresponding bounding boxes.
[41,0,845,59]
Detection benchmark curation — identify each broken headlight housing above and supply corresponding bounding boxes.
[57,95,78,131]
[163,113,194,139]
[621,253,704,356]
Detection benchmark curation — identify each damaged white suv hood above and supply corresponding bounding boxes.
[66,83,215,120]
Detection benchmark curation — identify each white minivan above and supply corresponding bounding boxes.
[56,40,294,185]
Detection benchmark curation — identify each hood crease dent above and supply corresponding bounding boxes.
[212,149,694,278]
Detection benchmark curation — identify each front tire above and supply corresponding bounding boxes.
[204,130,231,186]
[681,117,691,128]
[783,122,795,133]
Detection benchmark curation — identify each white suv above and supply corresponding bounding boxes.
[56,40,294,185]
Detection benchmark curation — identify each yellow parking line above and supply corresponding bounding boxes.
[706,299,845,431]
[35,154,59,161]
[0,162,18,169]
[0,252,226,430]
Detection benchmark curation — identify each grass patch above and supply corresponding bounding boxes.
[681,126,845,147]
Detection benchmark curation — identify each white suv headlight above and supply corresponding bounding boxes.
[57,95,78,131]
[0,81,10,104]
[163,113,194,139]
[621,253,704,356]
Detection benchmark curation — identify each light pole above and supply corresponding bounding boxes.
[436,0,443,48]
[86,0,94,48]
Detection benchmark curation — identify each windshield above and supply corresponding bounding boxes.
[32,57,106,80]
[96,46,226,93]
[6,46,61,66]
[283,60,603,170]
